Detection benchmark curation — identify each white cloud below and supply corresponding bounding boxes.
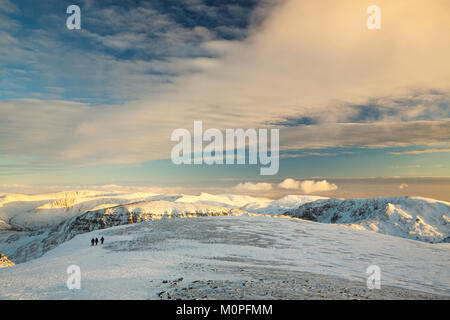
[389,148,450,155]
[233,182,273,192]
[278,178,301,189]
[298,180,338,194]
[278,178,338,193]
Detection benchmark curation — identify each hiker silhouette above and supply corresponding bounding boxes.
[101,236,104,245]
[91,238,94,246]
[95,238,98,245]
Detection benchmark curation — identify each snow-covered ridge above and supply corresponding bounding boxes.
[0,190,321,230]
[284,197,450,243]
[0,190,108,208]
[174,193,326,214]
[70,200,246,231]
[0,191,173,230]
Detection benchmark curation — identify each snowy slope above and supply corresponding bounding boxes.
[285,197,450,243]
[0,215,448,299]
[0,200,248,263]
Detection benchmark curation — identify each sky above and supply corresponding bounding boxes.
[0,0,449,200]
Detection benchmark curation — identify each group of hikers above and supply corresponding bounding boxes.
[91,236,104,246]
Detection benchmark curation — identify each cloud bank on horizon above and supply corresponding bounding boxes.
[0,0,449,185]
[278,179,338,194]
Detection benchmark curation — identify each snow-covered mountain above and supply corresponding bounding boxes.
[0,200,247,264]
[1,190,449,267]
[0,191,324,264]
[0,190,321,231]
[61,200,247,237]
[0,190,449,299]
[0,190,173,230]
[284,197,450,243]
[174,193,326,214]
